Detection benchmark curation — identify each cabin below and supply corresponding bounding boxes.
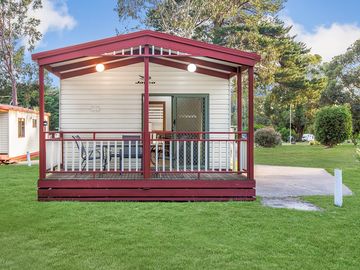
[31,30,260,201]
[0,104,49,163]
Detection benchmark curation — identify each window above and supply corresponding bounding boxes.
[18,118,25,138]
[32,119,37,128]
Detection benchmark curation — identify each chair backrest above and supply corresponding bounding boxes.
[72,135,86,158]
[123,135,142,158]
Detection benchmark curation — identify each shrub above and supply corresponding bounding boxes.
[309,140,320,146]
[314,105,352,147]
[255,127,282,147]
[277,127,297,142]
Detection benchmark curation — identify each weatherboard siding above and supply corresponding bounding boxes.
[0,112,9,154]
[60,62,231,133]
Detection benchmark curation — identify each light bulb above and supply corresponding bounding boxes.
[96,63,105,72]
[187,63,196,72]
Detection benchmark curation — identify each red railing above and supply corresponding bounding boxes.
[43,131,248,178]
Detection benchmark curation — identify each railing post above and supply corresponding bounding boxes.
[39,65,46,180]
[247,66,254,180]
[143,45,151,179]
[237,67,242,174]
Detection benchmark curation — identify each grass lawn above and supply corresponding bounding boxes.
[0,144,359,269]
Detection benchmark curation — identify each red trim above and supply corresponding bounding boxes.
[38,180,255,188]
[237,68,242,174]
[39,66,46,180]
[247,67,254,180]
[150,58,230,79]
[60,58,143,79]
[32,30,260,65]
[172,56,237,73]
[143,45,151,178]
[51,56,121,73]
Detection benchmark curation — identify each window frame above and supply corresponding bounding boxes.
[18,118,26,138]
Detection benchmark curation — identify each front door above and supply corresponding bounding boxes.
[172,95,208,168]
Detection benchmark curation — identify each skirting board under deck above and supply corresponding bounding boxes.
[38,180,256,201]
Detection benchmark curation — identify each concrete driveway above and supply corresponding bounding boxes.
[255,165,353,197]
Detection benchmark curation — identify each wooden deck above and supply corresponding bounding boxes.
[39,172,255,202]
[45,172,247,180]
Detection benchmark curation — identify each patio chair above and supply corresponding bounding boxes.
[72,135,103,170]
[114,135,143,171]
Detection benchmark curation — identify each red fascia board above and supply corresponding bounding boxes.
[0,104,50,116]
[32,30,260,66]
[150,58,230,80]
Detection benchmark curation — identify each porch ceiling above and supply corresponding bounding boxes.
[32,30,260,80]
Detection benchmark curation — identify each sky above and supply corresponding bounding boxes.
[30,0,360,63]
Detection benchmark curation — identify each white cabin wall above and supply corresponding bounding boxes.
[7,110,45,158]
[0,112,9,154]
[60,62,230,133]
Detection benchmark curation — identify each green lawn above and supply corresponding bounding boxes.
[0,144,359,270]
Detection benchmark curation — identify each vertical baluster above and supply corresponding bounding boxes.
[205,141,208,171]
[162,141,165,172]
[121,49,124,55]
[152,45,155,55]
[57,141,61,171]
[139,45,142,55]
[64,141,68,171]
[78,140,82,171]
[190,141,194,171]
[198,141,201,172]
[121,141,124,172]
[212,141,215,171]
[168,49,172,55]
[160,47,163,55]
[100,141,103,171]
[226,141,229,171]
[72,141,75,171]
[130,47,133,55]
[169,141,172,171]
[86,141,89,171]
[50,141,54,171]
[232,141,236,172]
[183,141,187,171]
[107,141,110,171]
[135,140,139,171]
[219,141,222,171]
[176,141,179,171]
[93,141,96,171]
[114,141,117,171]
[155,141,158,172]
[128,140,132,171]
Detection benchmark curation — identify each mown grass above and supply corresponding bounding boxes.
[0,144,359,270]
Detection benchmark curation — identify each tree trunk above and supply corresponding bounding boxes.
[11,76,18,106]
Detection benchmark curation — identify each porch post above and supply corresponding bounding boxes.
[143,45,151,179]
[39,65,46,180]
[247,66,255,180]
[236,67,242,174]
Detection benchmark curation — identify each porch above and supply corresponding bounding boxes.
[32,30,259,201]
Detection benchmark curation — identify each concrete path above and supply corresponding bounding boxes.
[255,165,353,197]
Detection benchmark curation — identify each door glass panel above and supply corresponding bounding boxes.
[175,97,205,167]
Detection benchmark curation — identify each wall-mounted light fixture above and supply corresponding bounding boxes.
[187,63,197,72]
[96,63,105,72]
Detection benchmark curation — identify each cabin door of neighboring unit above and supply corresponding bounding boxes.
[172,95,208,168]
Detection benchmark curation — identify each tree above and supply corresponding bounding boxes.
[0,0,42,106]
[320,39,360,144]
[314,105,352,147]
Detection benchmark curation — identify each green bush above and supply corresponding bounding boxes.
[314,105,352,147]
[255,127,282,147]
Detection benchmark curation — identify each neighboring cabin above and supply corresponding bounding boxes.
[0,105,49,162]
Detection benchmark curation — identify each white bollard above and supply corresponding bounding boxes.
[26,151,31,167]
[334,169,343,207]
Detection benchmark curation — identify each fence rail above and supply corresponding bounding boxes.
[44,131,248,177]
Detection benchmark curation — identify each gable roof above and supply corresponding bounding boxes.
[32,30,260,66]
